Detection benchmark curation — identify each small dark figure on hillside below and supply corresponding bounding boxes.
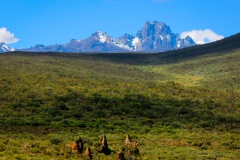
[124,134,132,146]
[132,141,139,155]
[99,134,110,154]
[117,149,125,160]
[72,137,84,154]
[85,147,93,160]
[99,135,108,146]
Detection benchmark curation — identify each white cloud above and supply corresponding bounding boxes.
[181,29,224,44]
[0,27,19,44]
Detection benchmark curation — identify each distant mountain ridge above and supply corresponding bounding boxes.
[0,21,196,53]
[0,42,15,52]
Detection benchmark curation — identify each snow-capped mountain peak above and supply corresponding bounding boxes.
[98,31,108,43]
[0,42,15,52]
[90,31,113,43]
[114,33,135,51]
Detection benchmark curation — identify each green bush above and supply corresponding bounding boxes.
[49,137,62,145]
[171,121,181,128]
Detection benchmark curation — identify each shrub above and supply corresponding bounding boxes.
[0,142,5,152]
[29,147,40,154]
[49,137,62,145]
[171,121,181,128]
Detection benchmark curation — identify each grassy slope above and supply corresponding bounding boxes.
[0,33,240,159]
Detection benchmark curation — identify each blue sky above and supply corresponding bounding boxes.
[0,0,240,48]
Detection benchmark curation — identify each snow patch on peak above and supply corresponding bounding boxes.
[114,41,133,51]
[132,37,141,51]
[99,34,107,43]
[177,41,181,48]
[166,35,171,41]
[95,31,108,43]
[147,21,154,25]
[159,35,164,41]
[70,39,81,43]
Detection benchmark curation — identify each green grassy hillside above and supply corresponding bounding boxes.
[0,33,240,159]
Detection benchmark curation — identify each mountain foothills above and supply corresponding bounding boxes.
[0,32,240,159]
[0,21,195,53]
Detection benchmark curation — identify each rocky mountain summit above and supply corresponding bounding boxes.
[133,21,195,52]
[115,21,195,52]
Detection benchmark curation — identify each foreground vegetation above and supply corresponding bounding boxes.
[0,33,240,159]
[0,126,240,159]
